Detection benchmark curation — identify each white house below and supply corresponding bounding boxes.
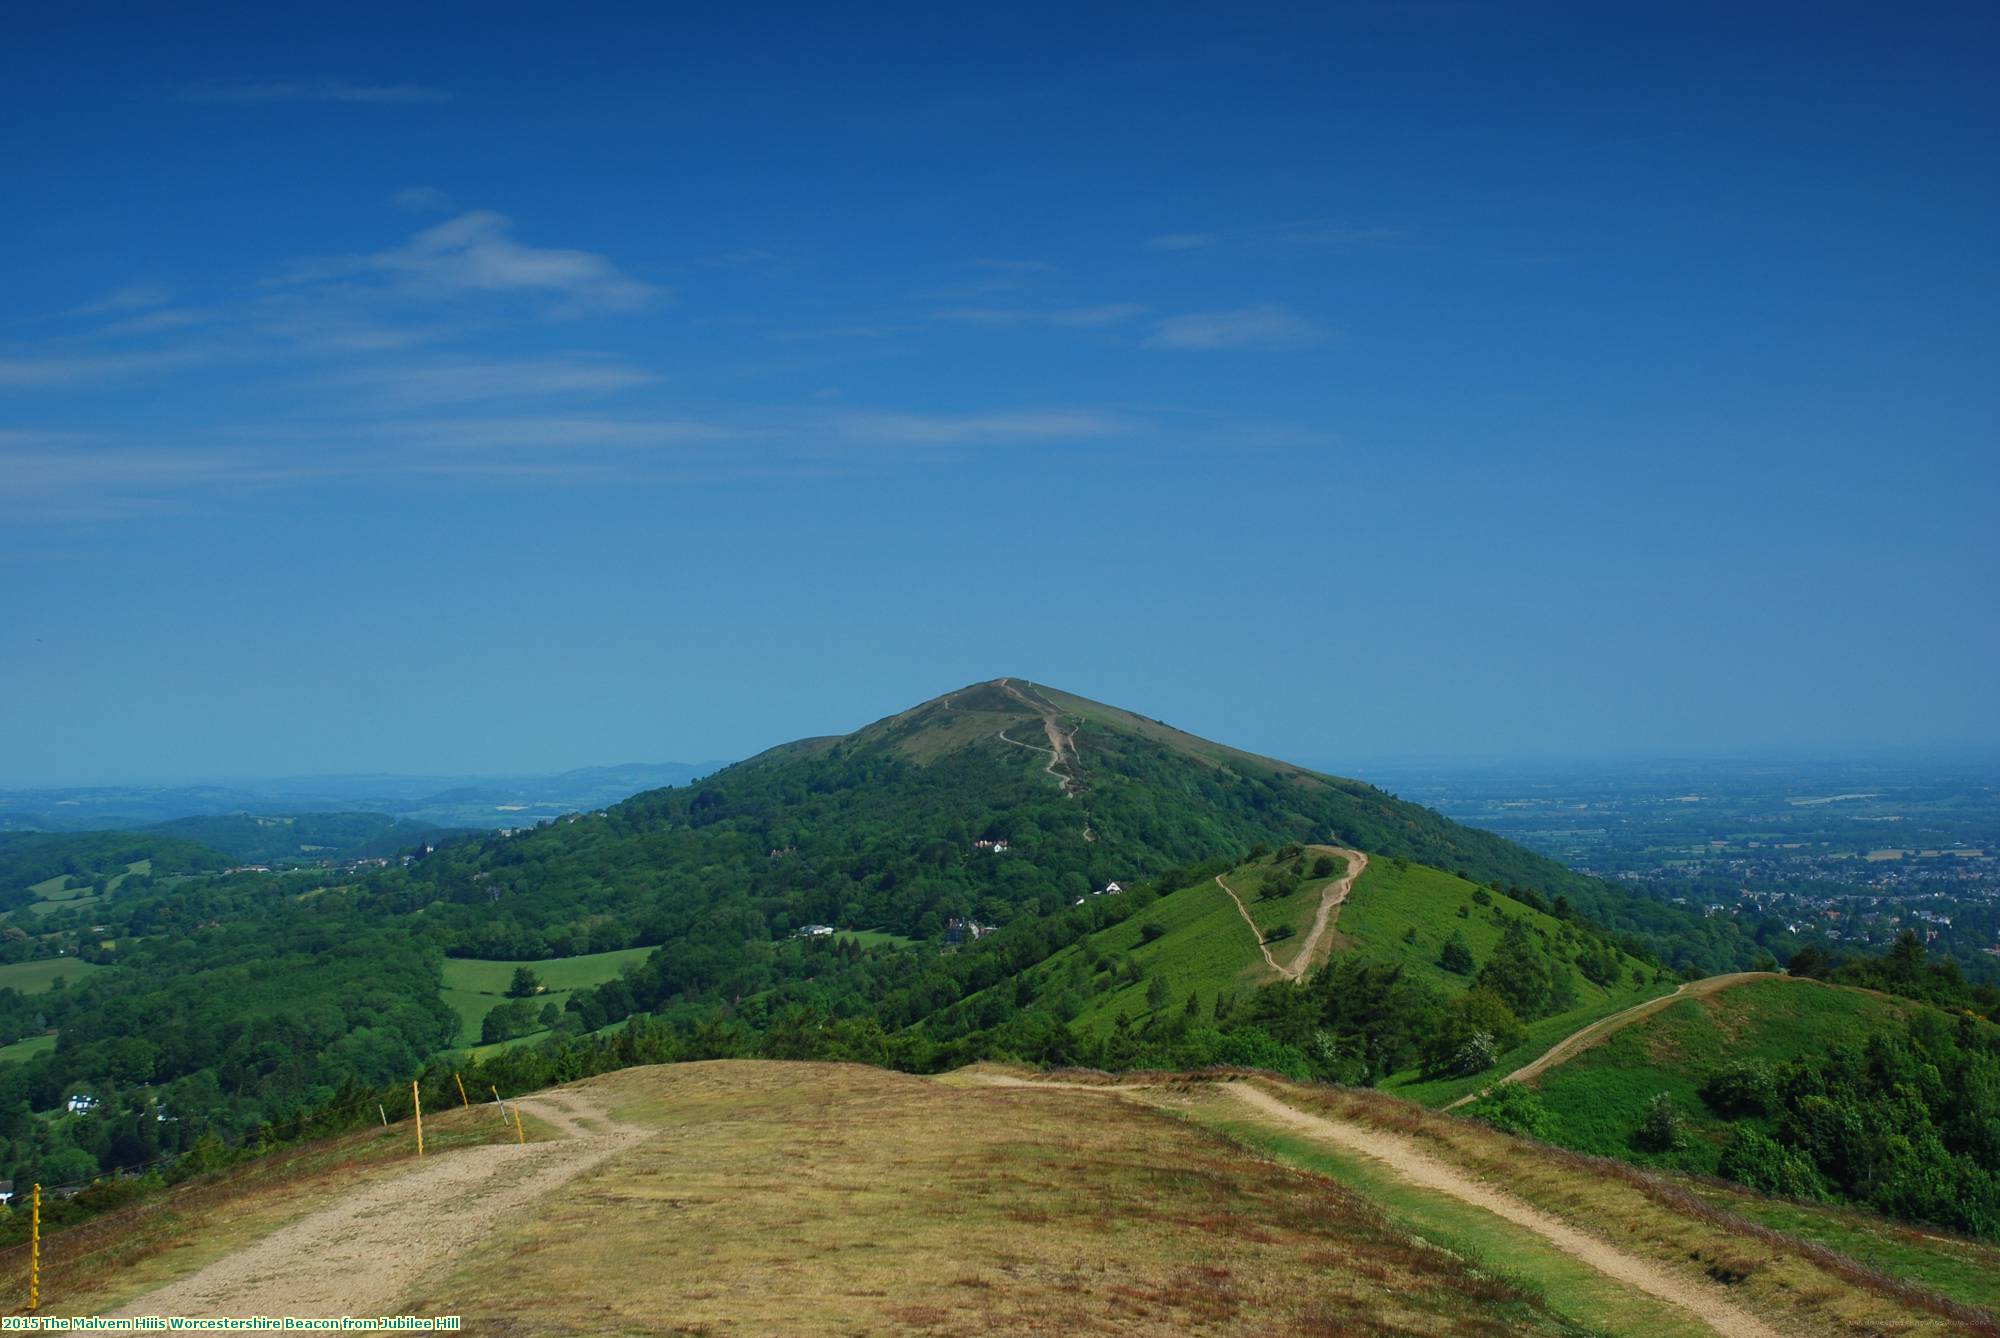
[66,1094,99,1115]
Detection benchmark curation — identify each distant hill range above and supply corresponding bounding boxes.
[0,760,729,832]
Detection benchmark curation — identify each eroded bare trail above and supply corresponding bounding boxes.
[1445,972,1790,1110]
[965,1070,1791,1338]
[1218,846,1368,981]
[107,1086,646,1329]
[1221,1084,1788,1338]
[996,677,1082,796]
[1216,869,1285,973]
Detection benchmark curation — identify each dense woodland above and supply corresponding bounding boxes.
[0,832,225,915]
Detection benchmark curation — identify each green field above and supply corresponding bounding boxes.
[0,1033,57,1065]
[440,946,656,1045]
[26,873,78,900]
[1525,979,1918,1170]
[0,957,105,994]
[105,858,150,892]
[24,859,150,920]
[29,893,106,918]
[466,1015,632,1062]
[831,928,919,950]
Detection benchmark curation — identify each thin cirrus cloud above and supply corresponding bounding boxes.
[1146,303,1325,351]
[390,186,455,213]
[0,405,1138,513]
[835,409,1135,446]
[330,357,660,408]
[1149,223,1404,251]
[281,211,663,317]
[183,77,452,105]
[932,303,1146,328]
[0,348,211,390]
[383,416,748,450]
[64,283,174,318]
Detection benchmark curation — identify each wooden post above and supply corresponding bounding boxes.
[30,1182,40,1312]
[413,1080,424,1157]
[512,1104,525,1145]
[378,1102,389,1127]
[454,1072,469,1109]
[491,1085,506,1122]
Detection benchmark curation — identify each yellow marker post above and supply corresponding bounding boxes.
[30,1182,40,1312]
[413,1080,424,1157]
[454,1072,469,1109]
[491,1084,505,1121]
[512,1104,525,1145]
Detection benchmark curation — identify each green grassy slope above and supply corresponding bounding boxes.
[1687,1181,2000,1312]
[0,956,105,994]
[1330,859,1673,1104]
[440,947,656,1044]
[1041,862,1288,1034]
[941,849,1354,1037]
[1525,978,1920,1169]
[948,847,1669,1067]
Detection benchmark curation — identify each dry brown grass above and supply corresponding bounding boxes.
[0,1101,538,1316]
[1242,1076,1998,1338]
[410,1060,1574,1336]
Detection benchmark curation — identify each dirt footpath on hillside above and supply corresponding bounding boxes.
[107,1087,645,1329]
[1223,1084,1788,1338]
[1216,845,1367,981]
[1446,972,1789,1109]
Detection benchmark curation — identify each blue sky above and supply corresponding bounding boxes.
[3,1,1995,784]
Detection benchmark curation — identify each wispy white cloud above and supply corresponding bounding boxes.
[0,348,210,390]
[65,284,173,318]
[284,211,662,317]
[835,409,1134,445]
[699,248,780,268]
[0,445,252,494]
[391,185,454,213]
[1273,222,1405,247]
[968,258,1058,274]
[1149,223,1404,252]
[91,308,215,338]
[932,303,1145,328]
[329,356,658,407]
[767,323,909,342]
[381,416,746,450]
[184,78,452,105]
[1146,303,1325,351]
[0,398,1179,518]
